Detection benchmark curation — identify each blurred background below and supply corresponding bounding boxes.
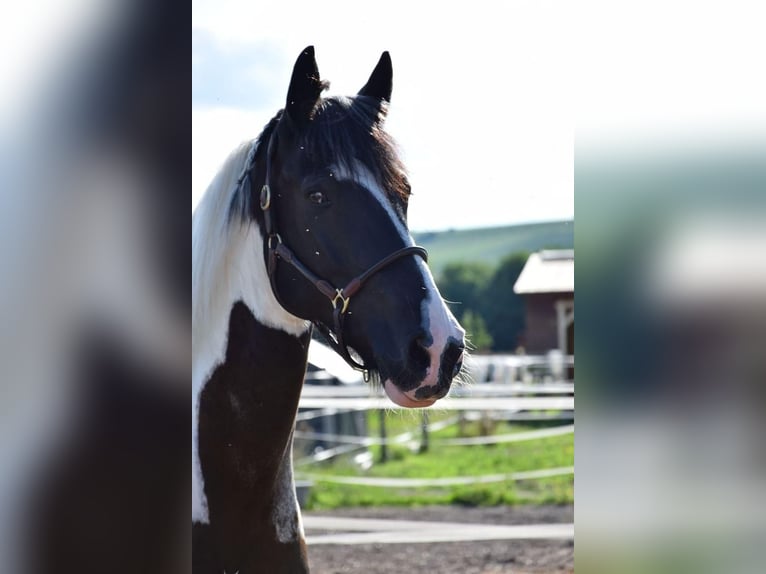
[574,2,766,573]
[576,147,766,574]
[0,1,188,573]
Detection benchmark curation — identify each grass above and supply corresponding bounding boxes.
[296,411,574,510]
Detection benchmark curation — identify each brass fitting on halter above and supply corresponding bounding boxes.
[331,289,352,314]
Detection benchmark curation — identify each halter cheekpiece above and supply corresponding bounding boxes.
[240,139,428,381]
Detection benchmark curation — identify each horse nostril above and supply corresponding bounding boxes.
[443,341,465,381]
[408,331,430,358]
[413,330,431,350]
[451,355,463,379]
[407,332,431,373]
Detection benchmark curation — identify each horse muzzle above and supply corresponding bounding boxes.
[382,337,465,408]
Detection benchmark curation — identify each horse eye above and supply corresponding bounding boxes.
[308,190,328,205]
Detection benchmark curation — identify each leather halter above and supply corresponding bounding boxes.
[252,137,428,380]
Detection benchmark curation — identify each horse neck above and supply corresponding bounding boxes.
[196,301,311,572]
[191,141,311,517]
[192,141,312,572]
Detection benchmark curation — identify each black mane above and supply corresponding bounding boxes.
[227,113,280,224]
[230,94,409,224]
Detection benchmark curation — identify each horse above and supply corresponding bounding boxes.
[192,46,466,573]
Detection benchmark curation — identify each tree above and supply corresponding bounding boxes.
[462,310,493,351]
[437,262,493,323]
[480,252,529,352]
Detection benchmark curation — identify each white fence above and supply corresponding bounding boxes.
[294,352,574,473]
[297,350,575,546]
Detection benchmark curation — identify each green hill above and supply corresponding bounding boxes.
[413,220,573,277]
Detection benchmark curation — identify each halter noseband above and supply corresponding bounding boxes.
[249,138,428,380]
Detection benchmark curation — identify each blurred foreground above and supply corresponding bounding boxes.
[0,2,188,573]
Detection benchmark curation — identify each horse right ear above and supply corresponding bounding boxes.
[358,51,393,103]
[285,46,324,126]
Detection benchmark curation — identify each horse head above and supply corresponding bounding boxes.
[257,46,465,407]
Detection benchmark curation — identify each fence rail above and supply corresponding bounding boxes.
[297,466,574,487]
[294,423,574,447]
[297,396,574,411]
[300,382,574,398]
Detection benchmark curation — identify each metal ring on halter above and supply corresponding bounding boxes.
[267,234,282,250]
[260,184,271,210]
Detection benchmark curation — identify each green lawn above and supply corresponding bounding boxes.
[295,411,574,510]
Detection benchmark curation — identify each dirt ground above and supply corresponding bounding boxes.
[305,505,574,574]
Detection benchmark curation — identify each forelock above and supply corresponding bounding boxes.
[300,96,410,202]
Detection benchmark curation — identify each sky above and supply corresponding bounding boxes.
[0,1,761,231]
[193,0,765,232]
[192,1,576,232]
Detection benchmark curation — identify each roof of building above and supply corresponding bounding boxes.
[513,250,574,294]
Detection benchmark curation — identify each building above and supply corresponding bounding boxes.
[513,250,574,355]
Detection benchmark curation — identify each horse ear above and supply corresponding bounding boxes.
[358,51,392,103]
[285,46,323,125]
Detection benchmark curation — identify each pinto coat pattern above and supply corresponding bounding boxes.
[192,47,464,573]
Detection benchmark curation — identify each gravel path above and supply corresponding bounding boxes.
[304,505,574,573]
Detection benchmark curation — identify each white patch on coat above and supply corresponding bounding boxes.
[419,260,464,381]
[334,163,464,386]
[192,140,311,523]
[333,162,412,247]
[271,442,304,543]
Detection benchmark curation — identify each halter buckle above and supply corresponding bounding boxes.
[260,184,271,210]
[331,289,351,314]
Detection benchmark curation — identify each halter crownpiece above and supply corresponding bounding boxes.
[255,139,428,380]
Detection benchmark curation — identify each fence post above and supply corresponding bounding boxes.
[419,410,429,453]
[378,409,388,463]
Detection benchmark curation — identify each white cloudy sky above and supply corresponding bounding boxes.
[192,1,576,231]
[192,0,765,232]
[3,1,759,232]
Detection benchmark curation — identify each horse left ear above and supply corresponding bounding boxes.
[285,46,324,125]
[358,51,393,103]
